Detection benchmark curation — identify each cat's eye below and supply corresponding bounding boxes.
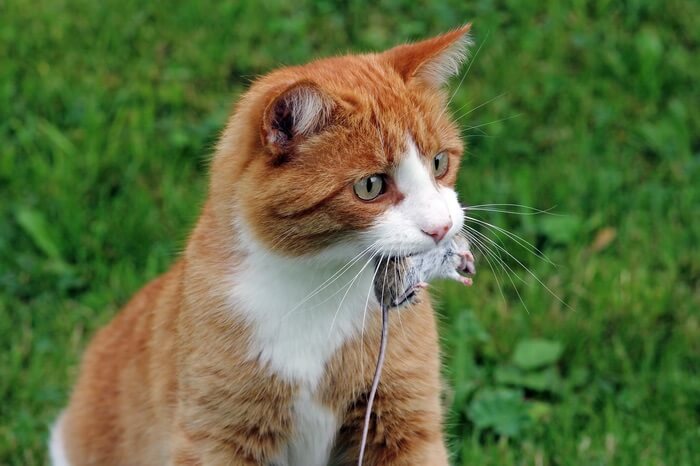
[432,152,449,178]
[353,174,386,201]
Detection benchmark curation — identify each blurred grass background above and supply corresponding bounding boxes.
[1,0,699,464]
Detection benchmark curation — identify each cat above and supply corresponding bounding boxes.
[50,24,473,466]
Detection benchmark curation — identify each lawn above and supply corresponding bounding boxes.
[1,0,699,464]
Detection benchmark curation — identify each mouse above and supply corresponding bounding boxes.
[374,233,476,309]
[358,233,476,465]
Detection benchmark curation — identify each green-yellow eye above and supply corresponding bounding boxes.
[353,174,385,201]
[432,152,449,178]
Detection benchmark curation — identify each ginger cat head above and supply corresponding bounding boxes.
[212,25,472,260]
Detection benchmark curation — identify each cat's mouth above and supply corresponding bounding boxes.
[402,234,459,257]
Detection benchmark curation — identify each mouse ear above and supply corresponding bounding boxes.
[260,81,334,158]
[382,24,473,88]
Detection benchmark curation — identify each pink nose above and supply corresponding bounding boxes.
[422,222,452,243]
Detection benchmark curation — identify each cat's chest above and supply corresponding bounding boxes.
[231,250,377,386]
[269,388,339,466]
[275,342,374,466]
[231,250,378,465]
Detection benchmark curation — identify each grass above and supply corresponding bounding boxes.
[1,0,699,464]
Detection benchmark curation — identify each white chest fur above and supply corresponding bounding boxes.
[230,240,378,465]
[286,390,339,466]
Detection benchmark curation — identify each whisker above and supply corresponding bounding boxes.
[452,92,507,124]
[438,29,491,122]
[283,242,379,319]
[463,226,533,287]
[463,113,522,133]
[464,230,530,314]
[328,251,379,336]
[361,252,385,386]
[266,228,296,251]
[465,232,508,306]
[393,245,408,340]
[464,215,556,267]
[463,227,531,314]
[463,225,573,311]
[304,260,377,313]
[464,207,557,216]
[465,204,560,215]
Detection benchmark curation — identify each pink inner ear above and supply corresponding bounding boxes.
[382,24,472,87]
[261,82,334,155]
[268,97,295,147]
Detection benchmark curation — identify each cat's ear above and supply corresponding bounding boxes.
[261,81,334,157]
[383,24,472,87]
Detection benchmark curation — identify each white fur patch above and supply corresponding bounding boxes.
[230,223,377,465]
[367,138,464,255]
[288,391,338,465]
[49,413,71,466]
[269,391,337,466]
[231,227,376,387]
[287,85,332,136]
[418,32,473,86]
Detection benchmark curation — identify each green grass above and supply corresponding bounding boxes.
[1,0,699,464]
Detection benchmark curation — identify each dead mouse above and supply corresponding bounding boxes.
[373,233,476,309]
[358,234,476,465]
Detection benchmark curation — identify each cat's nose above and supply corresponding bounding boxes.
[422,222,452,243]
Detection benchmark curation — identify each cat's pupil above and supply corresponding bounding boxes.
[353,175,384,200]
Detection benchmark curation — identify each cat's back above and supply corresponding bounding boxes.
[56,261,185,466]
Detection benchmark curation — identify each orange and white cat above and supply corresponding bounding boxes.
[50,24,473,466]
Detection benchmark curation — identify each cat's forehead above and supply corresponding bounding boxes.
[315,56,455,161]
[254,53,463,171]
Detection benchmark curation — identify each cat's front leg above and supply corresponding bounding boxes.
[168,357,295,466]
[335,405,449,466]
[333,302,450,466]
[169,426,256,466]
[169,423,278,466]
[351,414,449,466]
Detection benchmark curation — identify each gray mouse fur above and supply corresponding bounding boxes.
[373,234,475,309]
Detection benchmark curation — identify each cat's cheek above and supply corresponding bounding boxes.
[360,207,436,256]
[439,186,465,239]
[358,187,464,257]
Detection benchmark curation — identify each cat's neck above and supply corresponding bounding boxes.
[223,217,378,389]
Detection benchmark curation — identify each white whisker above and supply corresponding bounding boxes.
[464,207,557,216]
[465,203,560,215]
[452,92,507,124]
[463,225,572,311]
[393,246,408,340]
[328,251,379,336]
[463,113,522,133]
[464,215,556,267]
[465,232,508,306]
[282,242,379,319]
[463,226,531,314]
[361,252,385,386]
[438,30,491,122]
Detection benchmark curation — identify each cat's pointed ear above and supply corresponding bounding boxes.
[261,81,334,157]
[383,24,473,87]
